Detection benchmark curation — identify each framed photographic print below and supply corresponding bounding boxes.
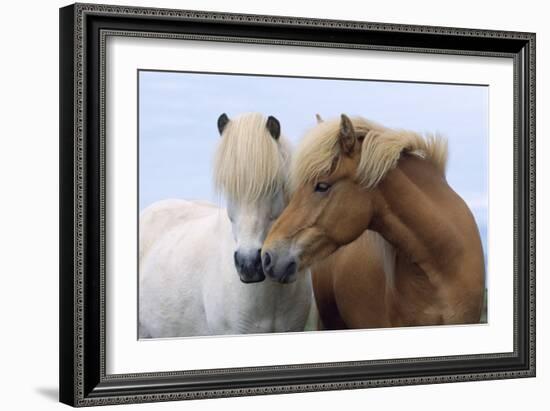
[59,2,536,407]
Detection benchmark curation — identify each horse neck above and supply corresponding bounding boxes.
[370,157,459,286]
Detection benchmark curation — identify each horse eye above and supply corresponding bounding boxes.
[314,182,331,193]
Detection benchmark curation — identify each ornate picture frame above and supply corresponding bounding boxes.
[59,3,535,406]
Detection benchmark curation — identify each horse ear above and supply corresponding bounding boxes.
[339,114,356,155]
[315,113,324,124]
[217,113,230,136]
[266,116,280,140]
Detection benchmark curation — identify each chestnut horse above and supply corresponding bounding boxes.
[262,114,485,328]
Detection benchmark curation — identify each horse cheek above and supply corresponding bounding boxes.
[331,199,371,245]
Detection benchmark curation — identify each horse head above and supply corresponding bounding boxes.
[214,112,291,283]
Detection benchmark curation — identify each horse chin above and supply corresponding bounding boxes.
[276,272,298,284]
[238,271,266,284]
[265,266,298,284]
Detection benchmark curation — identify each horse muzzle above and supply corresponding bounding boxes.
[261,249,298,284]
[234,250,265,283]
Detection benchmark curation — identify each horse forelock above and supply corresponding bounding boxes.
[290,115,448,191]
[213,112,291,203]
[290,116,384,191]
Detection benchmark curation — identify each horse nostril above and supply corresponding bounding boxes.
[262,252,272,269]
[284,261,297,279]
[234,251,242,270]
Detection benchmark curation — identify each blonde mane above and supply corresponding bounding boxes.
[214,113,291,202]
[291,116,448,190]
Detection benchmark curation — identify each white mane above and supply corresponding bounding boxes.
[214,113,291,202]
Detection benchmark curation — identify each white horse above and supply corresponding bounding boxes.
[139,113,313,338]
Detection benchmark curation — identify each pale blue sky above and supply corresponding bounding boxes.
[138,70,488,255]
